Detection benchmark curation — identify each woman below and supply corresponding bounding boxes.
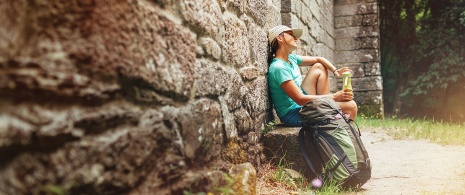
[267,25,357,127]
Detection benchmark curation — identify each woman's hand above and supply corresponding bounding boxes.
[332,90,354,102]
[333,67,351,78]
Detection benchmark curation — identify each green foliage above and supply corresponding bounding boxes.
[214,173,235,195]
[261,120,277,134]
[380,0,465,122]
[183,191,209,195]
[460,11,465,25]
[357,98,384,119]
[43,185,66,195]
[274,154,289,183]
[183,173,235,195]
[314,179,346,195]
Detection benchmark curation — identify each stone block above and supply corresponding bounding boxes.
[0,103,140,158]
[263,127,310,176]
[219,0,245,13]
[199,37,222,60]
[222,12,250,68]
[313,43,335,62]
[335,0,377,6]
[0,0,27,55]
[264,4,282,30]
[195,59,244,111]
[1,1,199,101]
[247,0,268,25]
[309,18,321,40]
[335,63,365,78]
[281,13,299,28]
[177,99,225,161]
[336,37,379,50]
[336,26,379,38]
[364,62,381,76]
[301,4,313,26]
[229,163,257,195]
[221,97,238,139]
[362,14,379,26]
[357,3,378,15]
[194,59,233,97]
[351,76,383,91]
[335,15,364,28]
[245,77,269,119]
[234,108,255,136]
[309,0,320,21]
[320,0,334,25]
[292,0,302,14]
[319,29,335,50]
[240,66,260,80]
[248,24,268,72]
[142,12,198,99]
[0,107,181,194]
[354,90,384,105]
[335,49,379,64]
[319,13,335,38]
[334,2,377,16]
[227,73,247,111]
[180,0,222,37]
[281,0,292,13]
[272,0,281,10]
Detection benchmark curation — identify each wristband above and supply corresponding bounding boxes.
[333,68,339,73]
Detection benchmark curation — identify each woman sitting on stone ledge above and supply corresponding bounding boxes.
[267,25,358,127]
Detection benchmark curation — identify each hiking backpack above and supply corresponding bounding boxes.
[298,97,371,188]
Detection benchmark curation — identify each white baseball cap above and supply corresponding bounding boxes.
[268,25,303,44]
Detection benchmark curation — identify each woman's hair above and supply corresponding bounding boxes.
[267,38,279,64]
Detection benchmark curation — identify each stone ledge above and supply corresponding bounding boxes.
[262,126,316,179]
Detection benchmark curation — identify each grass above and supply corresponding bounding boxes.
[356,114,465,145]
[257,156,356,195]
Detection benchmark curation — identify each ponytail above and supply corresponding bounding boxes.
[267,39,279,64]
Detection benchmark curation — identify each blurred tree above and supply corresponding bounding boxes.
[379,0,465,122]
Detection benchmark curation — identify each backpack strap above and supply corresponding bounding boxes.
[299,126,324,179]
[299,127,318,175]
[311,125,327,169]
[350,119,362,136]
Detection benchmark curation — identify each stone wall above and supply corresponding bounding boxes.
[0,0,381,194]
[334,0,383,116]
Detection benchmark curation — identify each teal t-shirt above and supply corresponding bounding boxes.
[268,54,303,118]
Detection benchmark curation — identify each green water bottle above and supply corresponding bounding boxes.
[342,71,352,92]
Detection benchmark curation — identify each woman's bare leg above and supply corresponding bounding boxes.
[337,100,358,120]
[301,63,330,95]
[301,63,358,120]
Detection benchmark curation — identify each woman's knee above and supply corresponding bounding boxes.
[311,63,326,71]
[351,100,358,108]
[348,100,358,112]
[306,63,328,79]
[340,100,357,112]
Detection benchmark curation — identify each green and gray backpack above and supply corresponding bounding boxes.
[298,97,371,188]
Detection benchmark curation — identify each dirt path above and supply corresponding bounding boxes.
[360,130,465,195]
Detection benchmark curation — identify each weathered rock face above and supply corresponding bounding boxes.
[0,0,381,194]
[0,0,263,194]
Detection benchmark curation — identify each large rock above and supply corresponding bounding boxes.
[263,126,314,178]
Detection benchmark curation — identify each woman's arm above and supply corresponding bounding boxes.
[300,56,336,70]
[281,80,353,106]
[300,56,349,77]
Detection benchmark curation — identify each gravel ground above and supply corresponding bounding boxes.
[360,130,465,195]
